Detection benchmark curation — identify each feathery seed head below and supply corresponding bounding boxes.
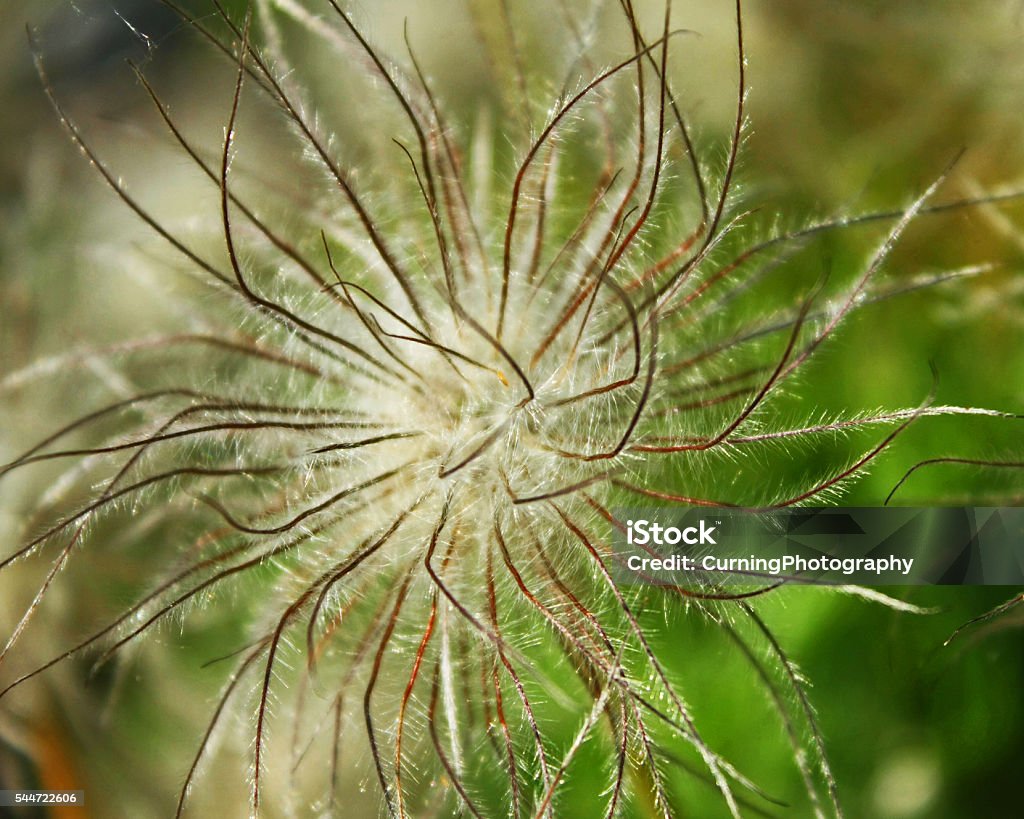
[1,1,1022,817]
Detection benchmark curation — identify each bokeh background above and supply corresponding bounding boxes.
[1,1,1023,817]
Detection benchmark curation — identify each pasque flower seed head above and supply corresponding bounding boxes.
[1,1,1022,817]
